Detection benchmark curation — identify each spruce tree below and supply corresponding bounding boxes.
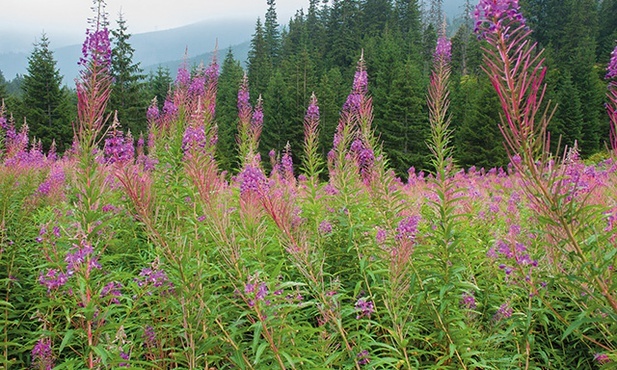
[216,49,245,172]
[21,34,72,152]
[264,0,282,66]
[0,70,7,103]
[110,13,147,135]
[147,66,173,110]
[247,18,272,99]
[361,0,392,38]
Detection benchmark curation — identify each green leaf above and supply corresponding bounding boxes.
[59,330,74,353]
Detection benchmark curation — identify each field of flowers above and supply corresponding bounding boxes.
[1,0,617,368]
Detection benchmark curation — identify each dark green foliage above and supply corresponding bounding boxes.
[0,71,8,103]
[20,34,73,152]
[247,18,272,99]
[216,49,245,172]
[110,14,148,136]
[147,66,173,110]
[452,75,508,168]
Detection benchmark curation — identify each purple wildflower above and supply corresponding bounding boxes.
[319,220,333,235]
[163,99,178,119]
[119,351,130,367]
[305,94,320,122]
[176,65,191,87]
[146,100,160,122]
[281,145,294,179]
[342,57,368,114]
[143,326,157,349]
[65,242,97,274]
[238,74,251,114]
[474,0,526,38]
[494,302,513,321]
[138,267,171,289]
[182,124,207,154]
[79,28,112,69]
[256,283,268,301]
[434,36,452,63]
[607,45,617,80]
[32,338,54,370]
[594,353,611,364]
[355,298,374,319]
[104,129,134,164]
[101,281,123,304]
[461,292,477,309]
[356,349,370,366]
[396,216,420,242]
[39,269,68,292]
[238,165,269,197]
[376,227,387,245]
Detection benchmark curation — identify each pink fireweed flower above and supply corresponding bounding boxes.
[101,281,123,304]
[305,93,320,123]
[182,124,207,154]
[238,165,269,197]
[396,216,420,242]
[474,0,526,38]
[594,353,611,364]
[39,269,68,292]
[79,28,111,69]
[342,56,368,114]
[461,292,477,309]
[606,45,617,81]
[434,36,452,63]
[104,129,134,164]
[251,96,264,142]
[238,74,251,115]
[356,350,370,366]
[355,298,374,319]
[176,64,191,88]
[146,99,160,122]
[32,338,54,370]
[318,220,333,235]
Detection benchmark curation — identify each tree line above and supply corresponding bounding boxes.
[0,0,615,174]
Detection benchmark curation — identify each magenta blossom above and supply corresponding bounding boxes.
[607,45,617,81]
[434,36,452,63]
[474,0,526,37]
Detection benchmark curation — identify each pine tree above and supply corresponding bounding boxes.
[393,0,423,56]
[452,75,507,168]
[597,0,617,63]
[326,0,361,68]
[546,70,584,153]
[0,70,8,103]
[264,0,282,66]
[216,49,245,171]
[361,0,392,38]
[147,66,173,110]
[261,70,294,159]
[247,18,272,99]
[378,59,430,173]
[21,34,72,152]
[317,67,346,156]
[110,13,147,135]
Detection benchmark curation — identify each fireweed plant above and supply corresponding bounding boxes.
[476,0,617,366]
[1,0,617,368]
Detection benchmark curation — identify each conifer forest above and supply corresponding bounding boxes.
[1,0,617,368]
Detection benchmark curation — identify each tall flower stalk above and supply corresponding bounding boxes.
[476,0,617,350]
[607,45,617,152]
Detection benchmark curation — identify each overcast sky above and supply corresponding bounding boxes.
[0,0,310,51]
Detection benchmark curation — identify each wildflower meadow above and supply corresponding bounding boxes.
[2,0,617,368]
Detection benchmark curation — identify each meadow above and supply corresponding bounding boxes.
[1,0,617,368]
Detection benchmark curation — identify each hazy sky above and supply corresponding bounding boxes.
[1,0,310,50]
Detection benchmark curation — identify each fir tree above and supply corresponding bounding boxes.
[247,18,272,99]
[147,66,172,110]
[264,0,282,66]
[0,70,7,103]
[21,34,72,152]
[361,0,392,38]
[110,13,147,135]
[216,49,245,172]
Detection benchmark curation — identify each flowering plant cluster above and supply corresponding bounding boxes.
[1,0,617,369]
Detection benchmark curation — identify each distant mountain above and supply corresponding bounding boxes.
[0,17,255,84]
